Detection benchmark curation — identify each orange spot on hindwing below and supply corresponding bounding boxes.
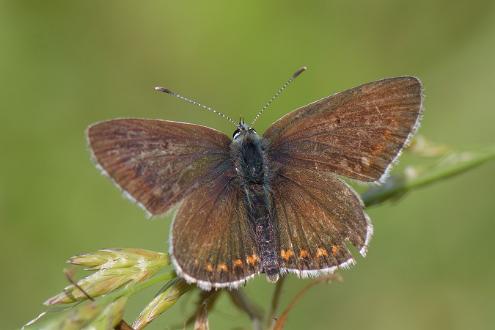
[217,263,228,272]
[234,259,243,268]
[299,249,309,258]
[316,247,328,257]
[246,254,259,266]
[281,249,294,261]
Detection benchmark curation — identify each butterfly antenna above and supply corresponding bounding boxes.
[155,86,237,126]
[251,66,307,126]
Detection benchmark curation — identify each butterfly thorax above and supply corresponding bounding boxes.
[231,127,280,282]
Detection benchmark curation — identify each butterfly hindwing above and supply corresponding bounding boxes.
[171,174,262,290]
[271,166,371,276]
[87,119,232,216]
[264,77,423,182]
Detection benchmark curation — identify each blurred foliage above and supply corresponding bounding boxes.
[1,1,495,329]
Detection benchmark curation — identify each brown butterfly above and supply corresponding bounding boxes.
[87,67,423,290]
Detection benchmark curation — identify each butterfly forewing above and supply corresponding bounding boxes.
[264,77,423,182]
[272,167,371,275]
[171,174,262,290]
[87,119,232,216]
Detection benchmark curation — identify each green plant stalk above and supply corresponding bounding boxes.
[132,278,192,329]
[362,147,495,207]
[115,271,176,301]
[69,272,176,314]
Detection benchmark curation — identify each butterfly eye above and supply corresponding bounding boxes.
[232,129,241,139]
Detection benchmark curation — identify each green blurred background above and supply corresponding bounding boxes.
[1,1,495,329]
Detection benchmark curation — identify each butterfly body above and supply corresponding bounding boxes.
[231,122,280,282]
[87,76,423,290]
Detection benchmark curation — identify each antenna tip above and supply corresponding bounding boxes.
[154,86,173,94]
[292,66,307,79]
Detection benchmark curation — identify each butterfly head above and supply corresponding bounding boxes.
[232,119,257,141]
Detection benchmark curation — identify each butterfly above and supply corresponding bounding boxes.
[87,67,423,290]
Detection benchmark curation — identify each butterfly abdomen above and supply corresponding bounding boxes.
[231,131,280,282]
